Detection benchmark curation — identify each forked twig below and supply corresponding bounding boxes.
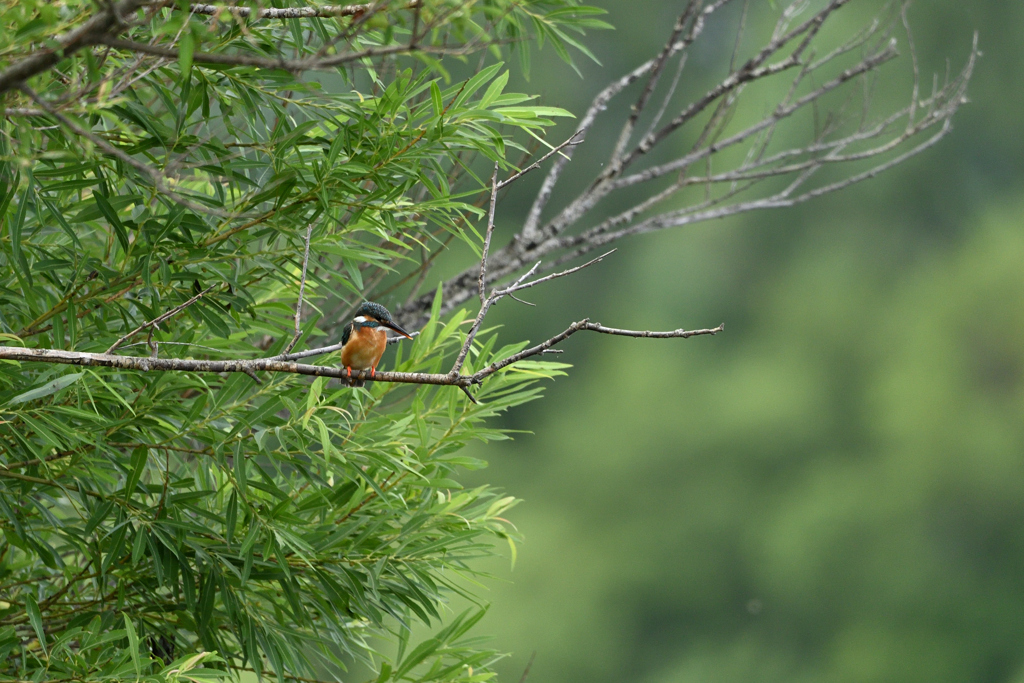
[502,250,615,296]
[106,284,219,355]
[497,131,584,191]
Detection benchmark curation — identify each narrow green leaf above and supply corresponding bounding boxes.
[83,369,135,415]
[196,304,231,338]
[479,71,509,109]
[94,193,130,254]
[395,637,440,679]
[124,447,148,497]
[8,372,83,405]
[84,500,114,537]
[430,81,443,118]
[124,613,143,677]
[24,593,46,655]
[41,195,81,248]
[179,31,195,76]
[226,489,237,547]
[506,533,518,569]
[304,376,324,426]
[10,184,33,288]
[131,526,147,565]
[454,63,504,109]
[235,448,247,495]
[0,173,17,219]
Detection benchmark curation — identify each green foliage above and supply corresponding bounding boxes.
[0,1,601,680]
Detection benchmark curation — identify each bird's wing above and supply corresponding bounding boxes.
[341,321,353,347]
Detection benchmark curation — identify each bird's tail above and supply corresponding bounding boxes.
[339,370,366,388]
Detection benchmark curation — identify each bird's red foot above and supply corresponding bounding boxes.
[369,367,376,380]
[345,367,352,379]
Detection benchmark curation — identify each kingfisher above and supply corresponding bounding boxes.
[339,301,413,385]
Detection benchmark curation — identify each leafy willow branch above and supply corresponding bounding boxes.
[0,1,434,95]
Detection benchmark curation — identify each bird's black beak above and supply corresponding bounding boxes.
[384,321,414,339]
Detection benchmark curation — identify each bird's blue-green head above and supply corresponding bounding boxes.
[354,301,413,339]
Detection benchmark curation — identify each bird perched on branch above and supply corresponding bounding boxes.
[340,301,413,386]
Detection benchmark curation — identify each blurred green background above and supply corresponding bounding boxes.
[442,2,1024,683]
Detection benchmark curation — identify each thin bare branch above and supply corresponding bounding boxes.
[469,320,724,381]
[271,341,346,362]
[609,0,700,164]
[518,62,650,245]
[628,0,851,167]
[900,3,921,133]
[0,452,72,472]
[538,0,852,244]
[640,51,688,143]
[449,259,539,377]
[1,108,47,117]
[519,0,733,245]
[450,247,616,378]
[241,366,263,385]
[584,321,726,338]
[499,250,615,297]
[561,118,964,257]
[106,284,219,354]
[282,223,315,355]
[508,293,536,307]
[451,131,601,379]
[479,165,500,306]
[609,43,900,192]
[729,0,751,73]
[496,131,584,190]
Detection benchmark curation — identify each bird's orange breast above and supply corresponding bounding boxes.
[341,325,388,371]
